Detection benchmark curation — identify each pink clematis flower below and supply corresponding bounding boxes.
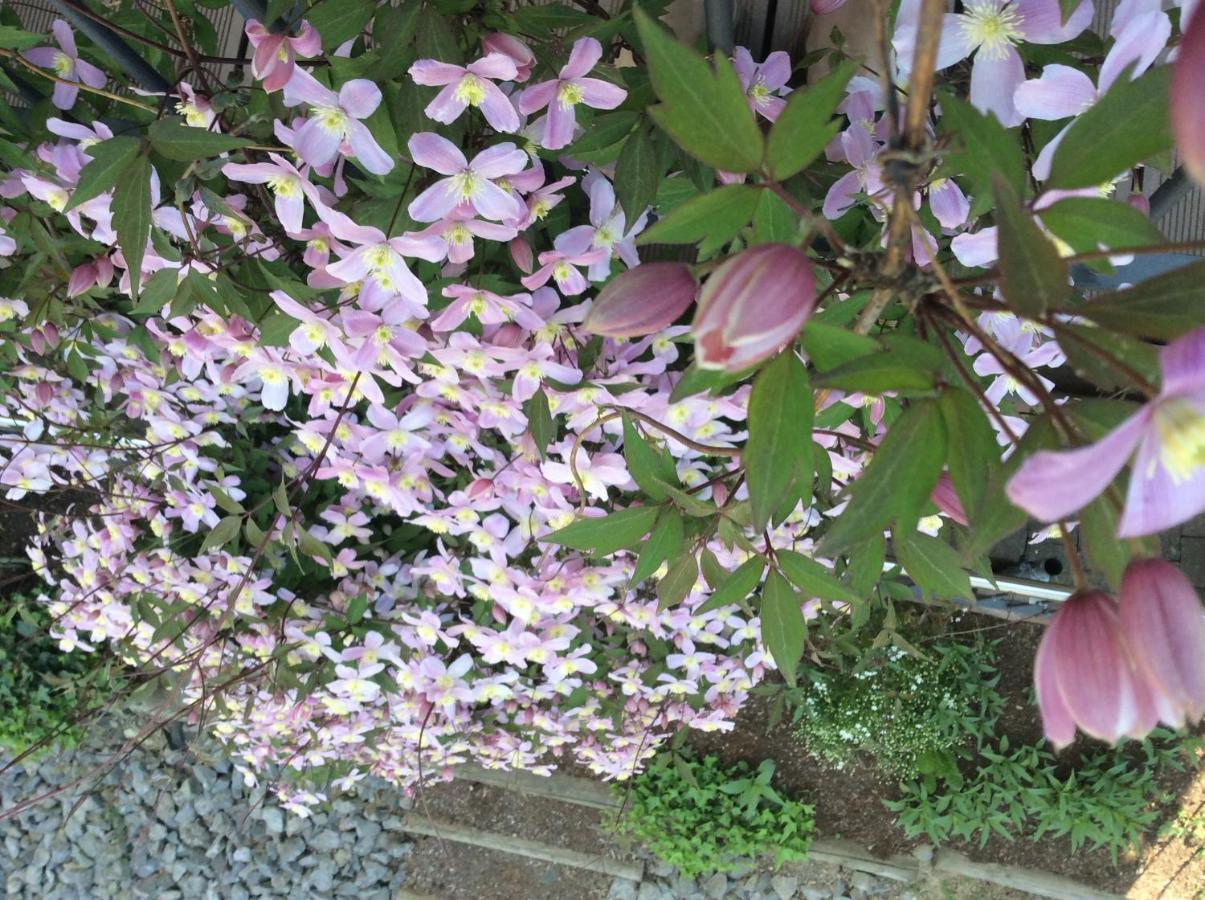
[893,0,1093,127]
[732,47,792,122]
[409,54,521,133]
[245,19,321,92]
[407,133,528,223]
[282,69,394,175]
[520,226,608,296]
[516,38,627,150]
[1008,326,1205,537]
[23,20,105,110]
[1015,3,1170,179]
[222,153,319,234]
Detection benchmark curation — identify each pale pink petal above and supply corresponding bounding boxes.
[822,170,862,220]
[1099,10,1170,92]
[1031,124,1069,181]
[543,101,576,150]
[561,37,602,80]
[1118,422,1205,536]
[930,179,970,229]
[408,178,461,222]
[470,143,527,178]
[52,19,76,57]
[470,179,524,221]
[408,132,467,174]
[51,82,78,111]
[1016,0,1094,43]
[970,46,1026,127]
[339,80,381,118]
[75,59,106,89]
[1014,65,1097,121]
[424,84,469,125]
[345,120,393,175]
[276,191,305,234]
[732,47,756,85]
[22,47,60,67]
[253,35,282,78]
[478,82,520,132]
[575,77,627,110]
[409,59,466,86]
[517,80,557,114]
[895,12,974,74]
[1159,328,1205,396]
[759,96,788,122]
[1006,410,1149,522]
[760,51,792,89]
[283,67,336,108]
[293,22,321,56]
[1034,615,1078,748]
[468,53,519,81]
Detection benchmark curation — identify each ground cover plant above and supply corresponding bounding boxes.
[609,751,814,876]
[0,0,1203,821]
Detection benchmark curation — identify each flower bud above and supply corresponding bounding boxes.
[583,262,698,338]
[1034,590,1157,749]
[1119,558,1205,726]
[811,0,849,12]
[483,33,535,82]
[930,473,968,526]
[1172,4,1205,185]
[691,243,817,372]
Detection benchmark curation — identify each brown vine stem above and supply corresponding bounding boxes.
[1058,522,1088,590]
[0,48,158,112]
[852,0,946,337]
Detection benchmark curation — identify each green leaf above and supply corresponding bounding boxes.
[938,388,1000,523]
[568,110,639,154]
[209,485,244,515]
[761,570,805,687]
[993,173,1068,317]
[112,154,152,301]
[1048,67,1172,190]
[298,528,333,564]
[635,8,764,172]
[149,118,251,161]
[938,95,1025,218]
[894,529,972,600]
[523,389,555,461]
[766,59,858,180]
[638,184,763,245]
[1079,498,1130,589]
[1057,0,1081,23]
[633,509,685,585]
[542,506,660,555]
[1039,197,1165,255]
[800,322,879,371]
[259,312,300,348]
[201,515,241,552]
[1076,260,1205,339]
[812,334,945,394]
[1056,324,1160,391]
[346,594,370,624]
[308,0,376,49]
[776,550,861,604]
[65,137,141,212]
[698,556,765,613]
[821,399,946,553]
[658,550,700,610]
[750,188,799,245]
[614,126,660,220]
[623,416,677,501]
[0,25,42,49]
[744,353,812,532]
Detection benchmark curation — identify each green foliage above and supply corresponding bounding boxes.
[1076,259,1205,340]
[793,636,1002,778]
[993,173,1069,317]
[610,753,814,876]
[888,732,1198,863]
[0,595,124,757]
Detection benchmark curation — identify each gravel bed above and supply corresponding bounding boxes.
[0,726,413,899]
[609,859,917,900]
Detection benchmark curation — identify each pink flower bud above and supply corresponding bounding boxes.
[28,330,45,355]
[1172,5,1205,185]
[482,33,535,82]
[811,0,849,13]
[583,262,698,338]
[1034,590,1157,749]
[931,473,968,526]
[691,243,817,372]
[1119,558,1205,726]
[509,237,534,273]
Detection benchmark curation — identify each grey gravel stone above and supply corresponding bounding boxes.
[771,874,799,899]
[702,872,728,899]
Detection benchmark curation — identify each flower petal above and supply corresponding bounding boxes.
[576,77,627,110]
[1016,0,1094,43]
[1014,65,1096,121]
[561,37,602,80]
[1118,422,1205,536]
[338,80,382,119]
[1006,410,1149,522]
[969,45,1026,128]
[408,132,467,174]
